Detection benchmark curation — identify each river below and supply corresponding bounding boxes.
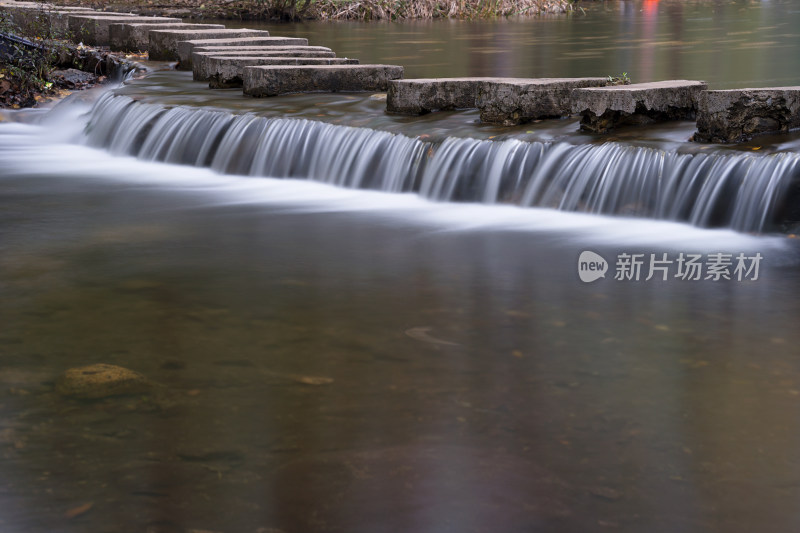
[2,1,800,532]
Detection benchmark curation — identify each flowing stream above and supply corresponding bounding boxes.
[2,2,800,532]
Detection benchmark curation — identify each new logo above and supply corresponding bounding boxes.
[578,251,608,283]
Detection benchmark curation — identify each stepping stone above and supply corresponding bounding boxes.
[192,48,339,80]
[193,45,333,54]
[109,22,226,52]
[694,87,800,143]
[243,64,404,97]
[478,77,609,125]
[3,8,128,35]
[571,80,707,133]
[387,77,498,114]
[175,36,310,69]
[69,14,180,46]
[196,56,360,88]
[0,2,92,8]
[387,77,603,118]
[148,29,273,61]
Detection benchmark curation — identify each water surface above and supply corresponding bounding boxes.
[217,0,800,87]
[2,1,800,532]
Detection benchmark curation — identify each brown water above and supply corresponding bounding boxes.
[2,1,800,532]
[217,0,800,88]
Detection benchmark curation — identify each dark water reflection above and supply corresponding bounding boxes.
[218,0,800,88]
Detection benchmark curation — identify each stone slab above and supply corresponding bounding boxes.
[192,49,339,80]
[193,45,332,54]
[58,11,138,36]
[243,65,404,97]
[0,2,93,9]
[477,77,610,125]
[388,77,508,114]
[69,14,180,46]
[109,22,225,52]
[175,36,310,68]
[694,87,800,143]
[0,7,75,36]
[198,56,360,88]
[148,29,272,61]
[1,7,125,36]
[571,80,707,133]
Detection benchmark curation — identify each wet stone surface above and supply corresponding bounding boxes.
[694,87,800,143]
[243,64,404,97]
[571,80,707,134]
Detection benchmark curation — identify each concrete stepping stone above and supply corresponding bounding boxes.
[243,64,404,97]
[193,45,332,54]
[197,56,360,88]
[571,80,707,133]
[0,2,92,8]
[109,22,226,52]
[193,48,339,81]
[69,14,180,46]
[694,87,800,143]
[148,29,273,61]
[387,77,498,114]
[176,36,310,68]
[387,78,608,125]
[477,77,609,125]
[4,8,131,35]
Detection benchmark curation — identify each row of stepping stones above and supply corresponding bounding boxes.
[2,0,798,142]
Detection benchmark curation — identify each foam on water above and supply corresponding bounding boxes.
[0,106,786,253]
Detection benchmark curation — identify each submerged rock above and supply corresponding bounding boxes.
[56,363,153,400]
[49,68,96,89]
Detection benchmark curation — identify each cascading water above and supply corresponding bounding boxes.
[83,93,800,233]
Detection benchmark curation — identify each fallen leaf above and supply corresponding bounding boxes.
[295,376,333,386]
[589,487,621,501]
[65,502,93,519]
[404,327,460,346]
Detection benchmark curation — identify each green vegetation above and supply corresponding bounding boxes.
[0,9,59,106]
[607,72,631,85]
[0,3,89,108]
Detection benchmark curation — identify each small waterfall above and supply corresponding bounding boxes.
[83,93,800,233]
[419,138,800,231]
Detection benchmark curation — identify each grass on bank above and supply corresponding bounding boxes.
[0,11,61,107]
[51,0,574,21]
[286,0,573,20]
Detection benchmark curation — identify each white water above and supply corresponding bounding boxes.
[0,91,786,252]
[80,93,800,234]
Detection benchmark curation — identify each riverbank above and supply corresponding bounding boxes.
[50,0,573,21]
[0,31,143,109]
[0,47,141,109]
